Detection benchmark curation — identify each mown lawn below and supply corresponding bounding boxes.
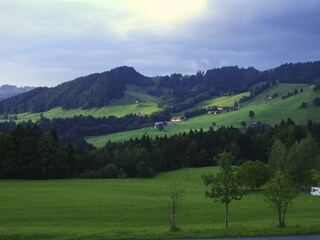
[0,167,319,240]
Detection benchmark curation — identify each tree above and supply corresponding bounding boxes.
[313,97,320,106]
[264,172,298,227]
[37,133,69,179]
[269,139,287,173]
[233,100,239,109]
[249,110,255,119]
[240,121,247,128]
[237,160,271,191]
[167,182,184,231]
[286,137,319,186]
[299,102,307,108]
[136,161,154,178]
[202,152,243,228]
[312,169,320,186]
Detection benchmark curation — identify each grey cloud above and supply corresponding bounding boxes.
[0,0,320,86]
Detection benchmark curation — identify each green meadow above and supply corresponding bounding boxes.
[11,102,159,122]
[194,91,250,108]
[87,83,320,147]
[0,167,319,240]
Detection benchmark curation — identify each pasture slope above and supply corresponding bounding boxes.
[86,83,320,147]
[0,167,320,240]
[0,84,160,122]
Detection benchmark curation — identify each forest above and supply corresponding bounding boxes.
[0,119,319,189]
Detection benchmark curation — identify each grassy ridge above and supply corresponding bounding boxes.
[0,85,160,122]
[87,83,320,147]
[13,103,159,122]
[0,167,319,240]
[195,91,250,108]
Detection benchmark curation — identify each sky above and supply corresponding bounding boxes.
[0,0,320,87]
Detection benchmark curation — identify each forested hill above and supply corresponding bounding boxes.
[0,85,34,101]
[1,61,320,114]
[0,66,153,113]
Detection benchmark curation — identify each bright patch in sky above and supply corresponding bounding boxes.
[124,0,206,24]
[107,0,207,35]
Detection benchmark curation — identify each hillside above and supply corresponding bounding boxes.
[86,83,320,147]
[1,84,160,122]
[1,61,320,115]
[1,61,320,150]
[0,84,33,100]
[0,66,154,113]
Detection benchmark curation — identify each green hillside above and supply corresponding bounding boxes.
[86,83,320,147]
[195,91,250,108]
[0,84,160,122]
[0,166,319,240]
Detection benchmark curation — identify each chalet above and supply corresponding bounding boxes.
[154,121,166,129]
[208,106,224,115]
[249,121,257,128]
[136,113,150,118]
[208,110,218,115]
[220,91,234,96]
[170,116,186,122]
[217,106,224,111]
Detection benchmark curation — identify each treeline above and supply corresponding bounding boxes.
[0,112,170,151]
[0,125,74,179]
[1,119,319,186]
[156,61,320,111]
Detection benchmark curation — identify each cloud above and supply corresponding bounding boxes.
[201,58,210,66]
[0,0,319,86]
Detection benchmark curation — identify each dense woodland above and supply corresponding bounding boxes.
[1,61,320,114]
[0,119,319,189]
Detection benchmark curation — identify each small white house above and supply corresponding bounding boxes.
[311,187,320,196]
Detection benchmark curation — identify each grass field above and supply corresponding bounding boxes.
[87,83,320,147]
[0,167,319,240]
[194,91,250,108]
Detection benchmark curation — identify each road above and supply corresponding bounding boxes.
[174,236,320,240]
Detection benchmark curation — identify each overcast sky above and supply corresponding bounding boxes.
[0,0,320,87]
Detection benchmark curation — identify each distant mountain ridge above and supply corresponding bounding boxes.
[0,61,320,114]
[0,84,34,101]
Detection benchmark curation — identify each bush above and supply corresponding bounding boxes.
[78,164,127,179]
[136,161,154,178]
[313,97,320,106]
[299,102,308,108]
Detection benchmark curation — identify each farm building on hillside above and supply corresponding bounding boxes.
[154,121,166,130]
[208,106,224,115]
[170,116,187,122]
